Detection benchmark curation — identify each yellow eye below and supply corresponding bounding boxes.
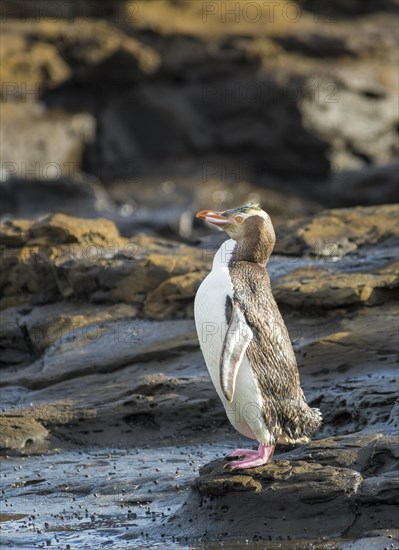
[235,215,244,224]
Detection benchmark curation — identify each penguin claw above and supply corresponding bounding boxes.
[225,448,258,459]
[224,443,275,470]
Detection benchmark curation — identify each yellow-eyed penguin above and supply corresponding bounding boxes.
[194,204,322,469]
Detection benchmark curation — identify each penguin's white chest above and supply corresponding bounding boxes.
[194,240,268,443]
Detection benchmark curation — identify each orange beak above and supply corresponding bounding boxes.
[195,209,231,226]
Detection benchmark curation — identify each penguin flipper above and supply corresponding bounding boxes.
[220,301,253,402]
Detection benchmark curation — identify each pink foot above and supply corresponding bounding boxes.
[225,443,275,470]
[226,448,258,459]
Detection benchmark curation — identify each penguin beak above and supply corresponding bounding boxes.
[195,210,231,226]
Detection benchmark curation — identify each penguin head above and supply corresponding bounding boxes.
[196,204,270,238]
[196,204,275,263]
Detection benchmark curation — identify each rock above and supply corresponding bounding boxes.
[95,72,330,181]
[0,302,138,367]
[297,0,399,18]
[98,85,202,178]
[1,301,396,449]
[0,303,217,447]
[144,271,208,319]
[280,301,398,439]
[0,415,49,451]
[0,18,159,102]
[283,433,396,473]
[300,69,398,170]
[271,205,399,313]
[170,433,398,541]
[197,469,263,495]
[112,0,398,181]
[1,1,123,19]
[0,27,71,100]
[1,246,64,310]
[0,213,125,309]
[273,260,398,308]
[0,176,118,220]
[1,317,198,390]
[274,204,399,256]
[0,104,95,181]
[0,18,159,183]
[0,219,32,247]
[0,174,197,239]
[325,162,399,207]
[54,234,207,308]
[1,2,398,192]
[51,19,160,84]
[0,215,209,311]
[198,458,362,500]
[26,212,121,246]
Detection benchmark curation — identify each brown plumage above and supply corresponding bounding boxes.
[229,258,321,444]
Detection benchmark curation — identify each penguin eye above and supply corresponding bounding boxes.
[235,215,244,224]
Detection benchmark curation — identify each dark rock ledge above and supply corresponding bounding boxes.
[169,433,399,542]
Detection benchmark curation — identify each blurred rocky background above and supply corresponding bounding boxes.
[1,1,398,548]
[1,0,398,236]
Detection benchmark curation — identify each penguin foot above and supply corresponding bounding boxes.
[225,443,275,470]
[226,448,258,459]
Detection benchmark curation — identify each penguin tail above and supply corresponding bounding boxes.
[281,403,322,443]
[304,406,323,435]
[309,408,323,433]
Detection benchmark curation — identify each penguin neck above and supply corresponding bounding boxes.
[212,239,237,271]
[231,218,275,267]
